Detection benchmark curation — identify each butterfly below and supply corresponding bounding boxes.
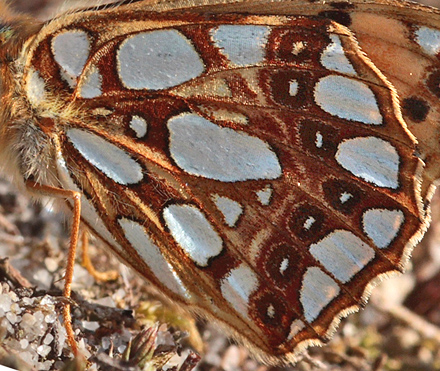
[1,0,439,366]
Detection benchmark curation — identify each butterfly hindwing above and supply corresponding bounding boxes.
[17,4,431,362]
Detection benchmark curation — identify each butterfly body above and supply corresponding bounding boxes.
[0,0,438,365]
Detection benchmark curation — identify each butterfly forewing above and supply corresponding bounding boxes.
[1,0,437,365]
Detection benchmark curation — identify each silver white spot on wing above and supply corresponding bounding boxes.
[315,132,323,148]
[66,128,143,185]
[163,204,223,266]
[335,136,399,189]
[300,267,340,323]
[303,216,316,231]
[363,208,404,249]
[117,29,204,90]
[130,115,148,138]
[314,75,382,125]
[212,195,243,227]
[340,192,352,203]
[321,34,356,74]
[287,319,305,341]
[52,30,90,81]
[289,79,299,96]
[220,264,259,319]
[267,304,275,318]
[118,218,190,299]
[211,25,270,66]
[26,69,46,108]
[309,230,375,283]
[256,185,273,206]
[279,258,289,275]
[168,113,281,181]
[415,26,440,55]
[78,65,102,98]
[56,156,123,254]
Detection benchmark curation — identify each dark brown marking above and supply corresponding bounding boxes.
[427,69,440,98]
[268,27,330,67]
[318,10,352,27]
[402,96,430,122]
[264,242,303,285]
[269,70,316,110]
[322,179,363,214]
[299,119,339,158]
[252,291,291,329]
[330,2,355,10]
[288,204,325,241]
[250,290,296,347]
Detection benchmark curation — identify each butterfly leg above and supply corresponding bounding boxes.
[80,230,119,282]
[25,180,82,357]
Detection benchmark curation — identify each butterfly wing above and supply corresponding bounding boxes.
[18,0,433,364]
[119,0,440,193]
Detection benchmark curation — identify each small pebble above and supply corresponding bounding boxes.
[95,296,115,307]
[33,269,52,289]
[21,312,36,327]
[101,337,111,350]
[45,313,57,324]
[43,333,54,345]
[37,344,51,357]
[19,351,35,366]
[0,294,12,312]
[8,291,18,302]
[118,344,127,353]
[40,295,54,306]
[44,257,58,272]
[41,360,53,370]
[33,311,44,323]
[10,303,22,314]
[82,320,100,331]
[2,318,13,333]
[22,297,34,305]
[6,312,17,324]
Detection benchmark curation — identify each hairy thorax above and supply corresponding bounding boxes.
[0,12,69,191]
